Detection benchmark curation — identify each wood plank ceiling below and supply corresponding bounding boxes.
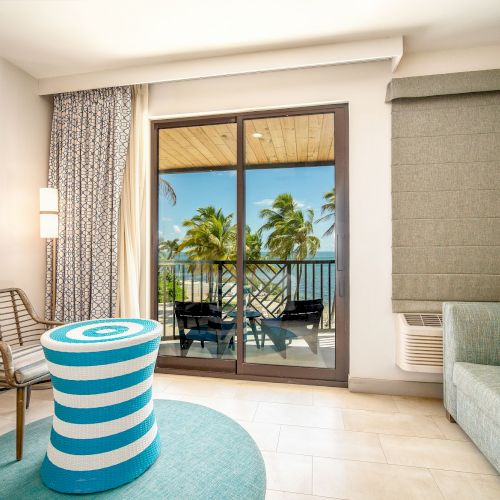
[159,113,334,170]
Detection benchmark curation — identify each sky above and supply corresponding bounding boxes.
[159,164,335,252]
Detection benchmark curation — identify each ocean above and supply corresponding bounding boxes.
[160,250,335,304]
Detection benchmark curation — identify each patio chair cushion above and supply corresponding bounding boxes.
[184,322,236,343]
[0,344,48,385]
[185,329,219,343]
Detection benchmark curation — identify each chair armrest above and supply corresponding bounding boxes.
[0,341,16,386]
[38,319,65,327]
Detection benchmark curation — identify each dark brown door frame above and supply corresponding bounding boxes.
[151,104,349,386]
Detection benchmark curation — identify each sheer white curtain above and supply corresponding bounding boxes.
[117,85,149,317]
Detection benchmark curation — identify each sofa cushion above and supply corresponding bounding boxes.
[453,362,500,418]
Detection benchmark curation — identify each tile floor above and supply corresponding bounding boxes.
[0,374,498,500]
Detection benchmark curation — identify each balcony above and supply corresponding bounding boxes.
[157,259,336,368]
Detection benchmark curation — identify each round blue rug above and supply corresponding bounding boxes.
[0,399,266,499]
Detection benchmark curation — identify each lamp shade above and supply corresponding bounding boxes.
[40,188,58,212]
[40,188,59,239]
[40,213,59,238]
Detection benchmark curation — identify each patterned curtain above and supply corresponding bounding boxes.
[45,87,132,322]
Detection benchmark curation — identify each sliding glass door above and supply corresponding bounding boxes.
[152,106,348,383]
[241,113,336,376]
[154,119,238,372]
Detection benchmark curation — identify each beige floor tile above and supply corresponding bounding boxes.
[157,392,258,421]
[0,373,496,500]
[278,425,386,463]
[25,399,54,424]
[392,396,445,416]
[0,387,54,436]
[313,457,444,500]
[262,451,312,494]
[431,415,470,441]
[0,390,16,430]
[156,375,239,399]
[380,434,498,474]
[255,402,343,429]
[151,373,173,396]
[266,490,334,499]
[313,387,398,412]
[0,414,15,435]
[235,382,314,405]
[236,420,281,452]
[342,409,444,438]
[430,469,500,500]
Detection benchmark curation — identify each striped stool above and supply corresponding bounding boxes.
[39,318,162,494]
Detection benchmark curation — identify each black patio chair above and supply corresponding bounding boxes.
[174,301,235,357]
[260,299,324,358]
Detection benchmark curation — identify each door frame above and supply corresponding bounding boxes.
[151,103,349,386]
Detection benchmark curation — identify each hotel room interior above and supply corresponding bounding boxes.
[0,1,499,498]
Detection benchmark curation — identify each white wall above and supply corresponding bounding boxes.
[0,42,497,383]
[148,47,500,384]
[149,60,438,384]
[394,43,500,77]
[0,58,52,314]
[37,37,403,95]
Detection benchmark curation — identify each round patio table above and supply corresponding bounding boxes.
[227,309,262,348]
[39,318,162,494]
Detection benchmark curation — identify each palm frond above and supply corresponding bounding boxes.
[159,178,177,205]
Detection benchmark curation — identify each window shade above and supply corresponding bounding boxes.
[388,70,500,313]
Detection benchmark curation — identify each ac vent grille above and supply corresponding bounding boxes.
[403,313,442,327]
[397,313,443,374]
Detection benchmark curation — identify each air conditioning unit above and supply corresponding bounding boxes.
[396,313,443,373]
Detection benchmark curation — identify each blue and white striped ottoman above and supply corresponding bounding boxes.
[39,318,162,494]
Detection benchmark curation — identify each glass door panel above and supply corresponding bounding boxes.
[156,122,238,362]
[153,106,348,382]
[242,113,336,370]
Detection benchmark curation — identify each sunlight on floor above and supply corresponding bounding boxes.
[0,375,498,499]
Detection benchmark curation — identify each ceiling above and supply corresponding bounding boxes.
[159,114,334,170]
[160,124,237,170]
[0,1,499,79]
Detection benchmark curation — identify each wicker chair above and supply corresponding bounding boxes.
[0,288,63,460]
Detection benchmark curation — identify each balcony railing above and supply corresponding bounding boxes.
[158,259,335,339]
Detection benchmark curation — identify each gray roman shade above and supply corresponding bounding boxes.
[388,70,500,313]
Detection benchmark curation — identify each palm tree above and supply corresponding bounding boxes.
[259,193,320,260]
[316,188,335,237]
[159,238,179,260]
[179,206,236,300]
[179,206,236,261]
[245,226,262,261]
[159,177,176,205]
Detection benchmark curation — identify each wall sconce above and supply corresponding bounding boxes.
[40,188,59,238]
[40,188,59,319]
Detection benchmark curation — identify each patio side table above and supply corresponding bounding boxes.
[227,309,262,348]
[39,318,162,494]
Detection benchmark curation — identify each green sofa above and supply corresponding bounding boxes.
[443,302,500,472]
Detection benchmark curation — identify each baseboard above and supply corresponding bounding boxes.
[348,376,443,399]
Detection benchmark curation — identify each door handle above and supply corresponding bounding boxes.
[336,233,343,271]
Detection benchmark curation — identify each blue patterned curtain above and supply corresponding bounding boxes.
[45,87,132,321]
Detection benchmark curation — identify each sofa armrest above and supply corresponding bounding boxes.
[443,302,500,418]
